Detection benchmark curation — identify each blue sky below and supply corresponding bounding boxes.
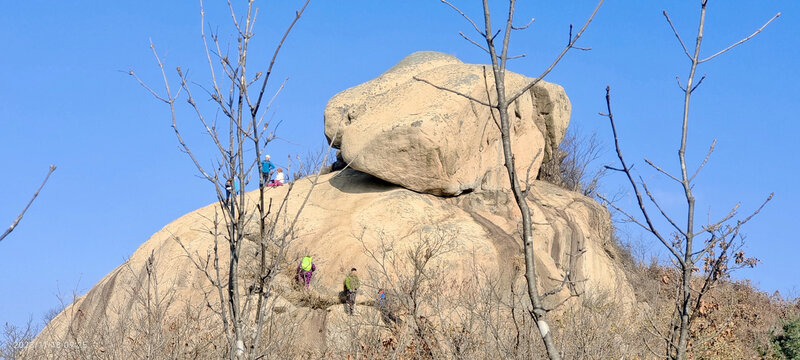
[1,1,798,329]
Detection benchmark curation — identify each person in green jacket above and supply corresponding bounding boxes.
[296,256,316,290]
[344,268,360,315]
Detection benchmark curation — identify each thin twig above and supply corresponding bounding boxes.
[642,180,687,238]
[1,165,56,242]
[690,139,716,182]
[459,31,490,53]
[663,11,692,60]
[251,0,311,117]
[675,76,687,91]
[523,149,543,193]
[412,76,495,108]
[700,12,780,63]
[440,0,486,36]
[644,158,681,183]
[690,74,706,93]
[568,24,591,51]
[506,0,604,104]
[512,17,534,30]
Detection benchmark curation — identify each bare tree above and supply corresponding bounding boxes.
[421,1,604,358]
[127,1,340,358]
[599,1,779,358]
[1,165,55,243]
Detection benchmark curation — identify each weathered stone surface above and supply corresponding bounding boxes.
[33,170,633,356]
[324,51,571,196]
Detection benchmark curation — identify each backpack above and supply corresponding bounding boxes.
[301,256,313,272]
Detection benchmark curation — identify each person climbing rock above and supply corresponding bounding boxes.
[296,256,316,290]
[344,268,360,315]
[261,155,276,186]
[269,168,285,187]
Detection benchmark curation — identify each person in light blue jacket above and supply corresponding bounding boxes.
[261,155,276,186]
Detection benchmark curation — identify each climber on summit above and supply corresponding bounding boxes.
[225,179,233,201]
[269,168,285,187]
[261,155,276,186]
[296,256,316,290]
[224,177,240,205]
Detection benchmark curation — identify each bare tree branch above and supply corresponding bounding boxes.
[663,11,692,60]
[689,74,706,93]
[412,76,495,108]
[600,87,685,265]
[675,76,687,91]
[250,0,311,118]
[512,17,534,30]
[690,139,716,182]
[641,181,687,238]
[699,12,780,63]
[459,31,490,53]
[1,165,56,243]
[568,24,591,51]
[440,0,486,36]
[645,158,681,183]
[506,0,604,104]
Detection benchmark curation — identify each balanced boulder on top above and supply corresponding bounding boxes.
[324,51,571,196]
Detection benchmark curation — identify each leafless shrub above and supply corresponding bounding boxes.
[538,128,606,197]
[24,252,227,359]
[554,291,644,359]
[288,144,337,181]
[354,225,566,359]
[41,305,64,329]
[356,225,461,359]
[1,319,36,360]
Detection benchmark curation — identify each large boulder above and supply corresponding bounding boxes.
[30,170,633,357]
[29,52,629,358]
[324,51,571,196]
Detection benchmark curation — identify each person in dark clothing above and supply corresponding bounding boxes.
[224,179,233,202]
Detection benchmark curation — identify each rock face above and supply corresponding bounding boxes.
[33,170,632,357]
[31,52,631,358]
[324,51,570,196]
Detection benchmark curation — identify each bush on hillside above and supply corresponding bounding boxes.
[771,316,800,359]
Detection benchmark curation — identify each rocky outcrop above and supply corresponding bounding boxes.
[32,170,632,356]
[324,51,570,196]
[31,51,631,358]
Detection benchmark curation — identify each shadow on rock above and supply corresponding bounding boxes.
[328,168,399,194]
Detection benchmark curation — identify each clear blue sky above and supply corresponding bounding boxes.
[1,1,797,330]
